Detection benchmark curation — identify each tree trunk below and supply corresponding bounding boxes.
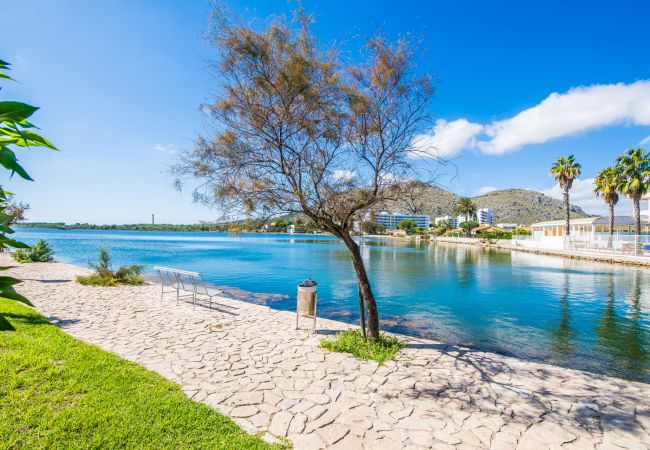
[341,233,380,340]
[563,189,570,238]
[357,282,367,339]
[633,197,641,255]
[608,202,614,249]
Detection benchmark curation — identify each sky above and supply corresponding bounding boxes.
[2,0,650,224]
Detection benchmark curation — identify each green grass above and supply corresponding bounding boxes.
[319,329,406,364]
[0,298,279,449]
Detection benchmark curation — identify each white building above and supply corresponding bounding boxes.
[434,215,458,228]
[477,208,493,225]
[516,216,650,251]
[497,223,518,230]
[375,211,431,230]
[456,208,493,226]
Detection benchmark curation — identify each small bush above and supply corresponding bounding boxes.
[360,221,386,235]
[12,240,54,263]
[397,219,418,234]
[320,329,406,364]
[476,230,512,240]
[76,248,144,286]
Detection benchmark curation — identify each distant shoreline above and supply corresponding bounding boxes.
[14,223,334,236]
[15,223,226,232]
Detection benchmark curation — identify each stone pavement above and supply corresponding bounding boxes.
[8,258,650,449]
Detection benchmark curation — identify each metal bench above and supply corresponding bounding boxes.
[154,266,223,308]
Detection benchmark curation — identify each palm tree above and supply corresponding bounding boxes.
[456,197,477,238]
[456,197,477,223]
[594,166,621,246]
[550,155,581,238]
[616,148,650,244]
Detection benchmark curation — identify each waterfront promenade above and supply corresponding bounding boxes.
[432,236,650,267]
[7,257,650,449]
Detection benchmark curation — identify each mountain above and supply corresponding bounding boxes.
[381,185,589,225]
[471,189,589,224]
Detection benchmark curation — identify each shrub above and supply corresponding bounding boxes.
[12,240,54,263]
[476,230,512,240]
[76,248,144,287]
[397,219,418,234]
[320,329,406,364]
[360,221,386,235]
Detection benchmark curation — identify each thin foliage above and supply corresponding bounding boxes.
[76,248,144,287]
[174,7,442,339]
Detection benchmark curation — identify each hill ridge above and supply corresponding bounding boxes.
[381,186,589,225]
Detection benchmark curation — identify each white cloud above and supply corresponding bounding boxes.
[476,186,497,195]
[411,119,483,157]
[479,81,650,154]
[541,177,633,216]
[413,80,650,156]
[333,169,355,181]
[641,135,650,146]
[153,143,176,155]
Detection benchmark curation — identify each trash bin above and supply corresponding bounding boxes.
[296,278,318,332]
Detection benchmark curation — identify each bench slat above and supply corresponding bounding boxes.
[154,266,200,277]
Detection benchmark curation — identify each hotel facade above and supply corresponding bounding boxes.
[375,212,431,230]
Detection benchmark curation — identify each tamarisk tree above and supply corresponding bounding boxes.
[176,11,437,340]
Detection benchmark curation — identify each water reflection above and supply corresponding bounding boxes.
[595,272,649,379]
[550,272,576,356]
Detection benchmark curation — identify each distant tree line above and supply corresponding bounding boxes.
[16,215,326,234]
[16,222,227,232]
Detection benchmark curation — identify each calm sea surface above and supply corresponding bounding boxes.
[13,228,650,382]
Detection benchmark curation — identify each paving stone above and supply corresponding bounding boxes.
[288,413,307,434]
[288,432,326,450]
[305,393,330,405]
[305,404,327,420]
[329,433,363,450]
[395,415,435,431]
[525,421,577,446]
[408,430,434,446]
[317,423,350,446]
[230,405,258,418]
[248,411,271,429]
[304,408,339,434]
[10,256,650,450]
[226,391,263,407]
[268,410,292,437]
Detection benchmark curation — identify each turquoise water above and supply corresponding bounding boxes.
[14,228,650,382]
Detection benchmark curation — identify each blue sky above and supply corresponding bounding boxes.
[2,0,649,223]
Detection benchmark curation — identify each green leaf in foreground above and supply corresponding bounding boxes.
[0,287,32,306]
[0,147,32,180]
[320,329,406,364]
[0,58,57,318]
[0,101,39,123]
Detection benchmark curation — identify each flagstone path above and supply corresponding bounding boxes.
[8,258,650,449]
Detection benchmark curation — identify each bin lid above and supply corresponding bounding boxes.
[298,278,317,287]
